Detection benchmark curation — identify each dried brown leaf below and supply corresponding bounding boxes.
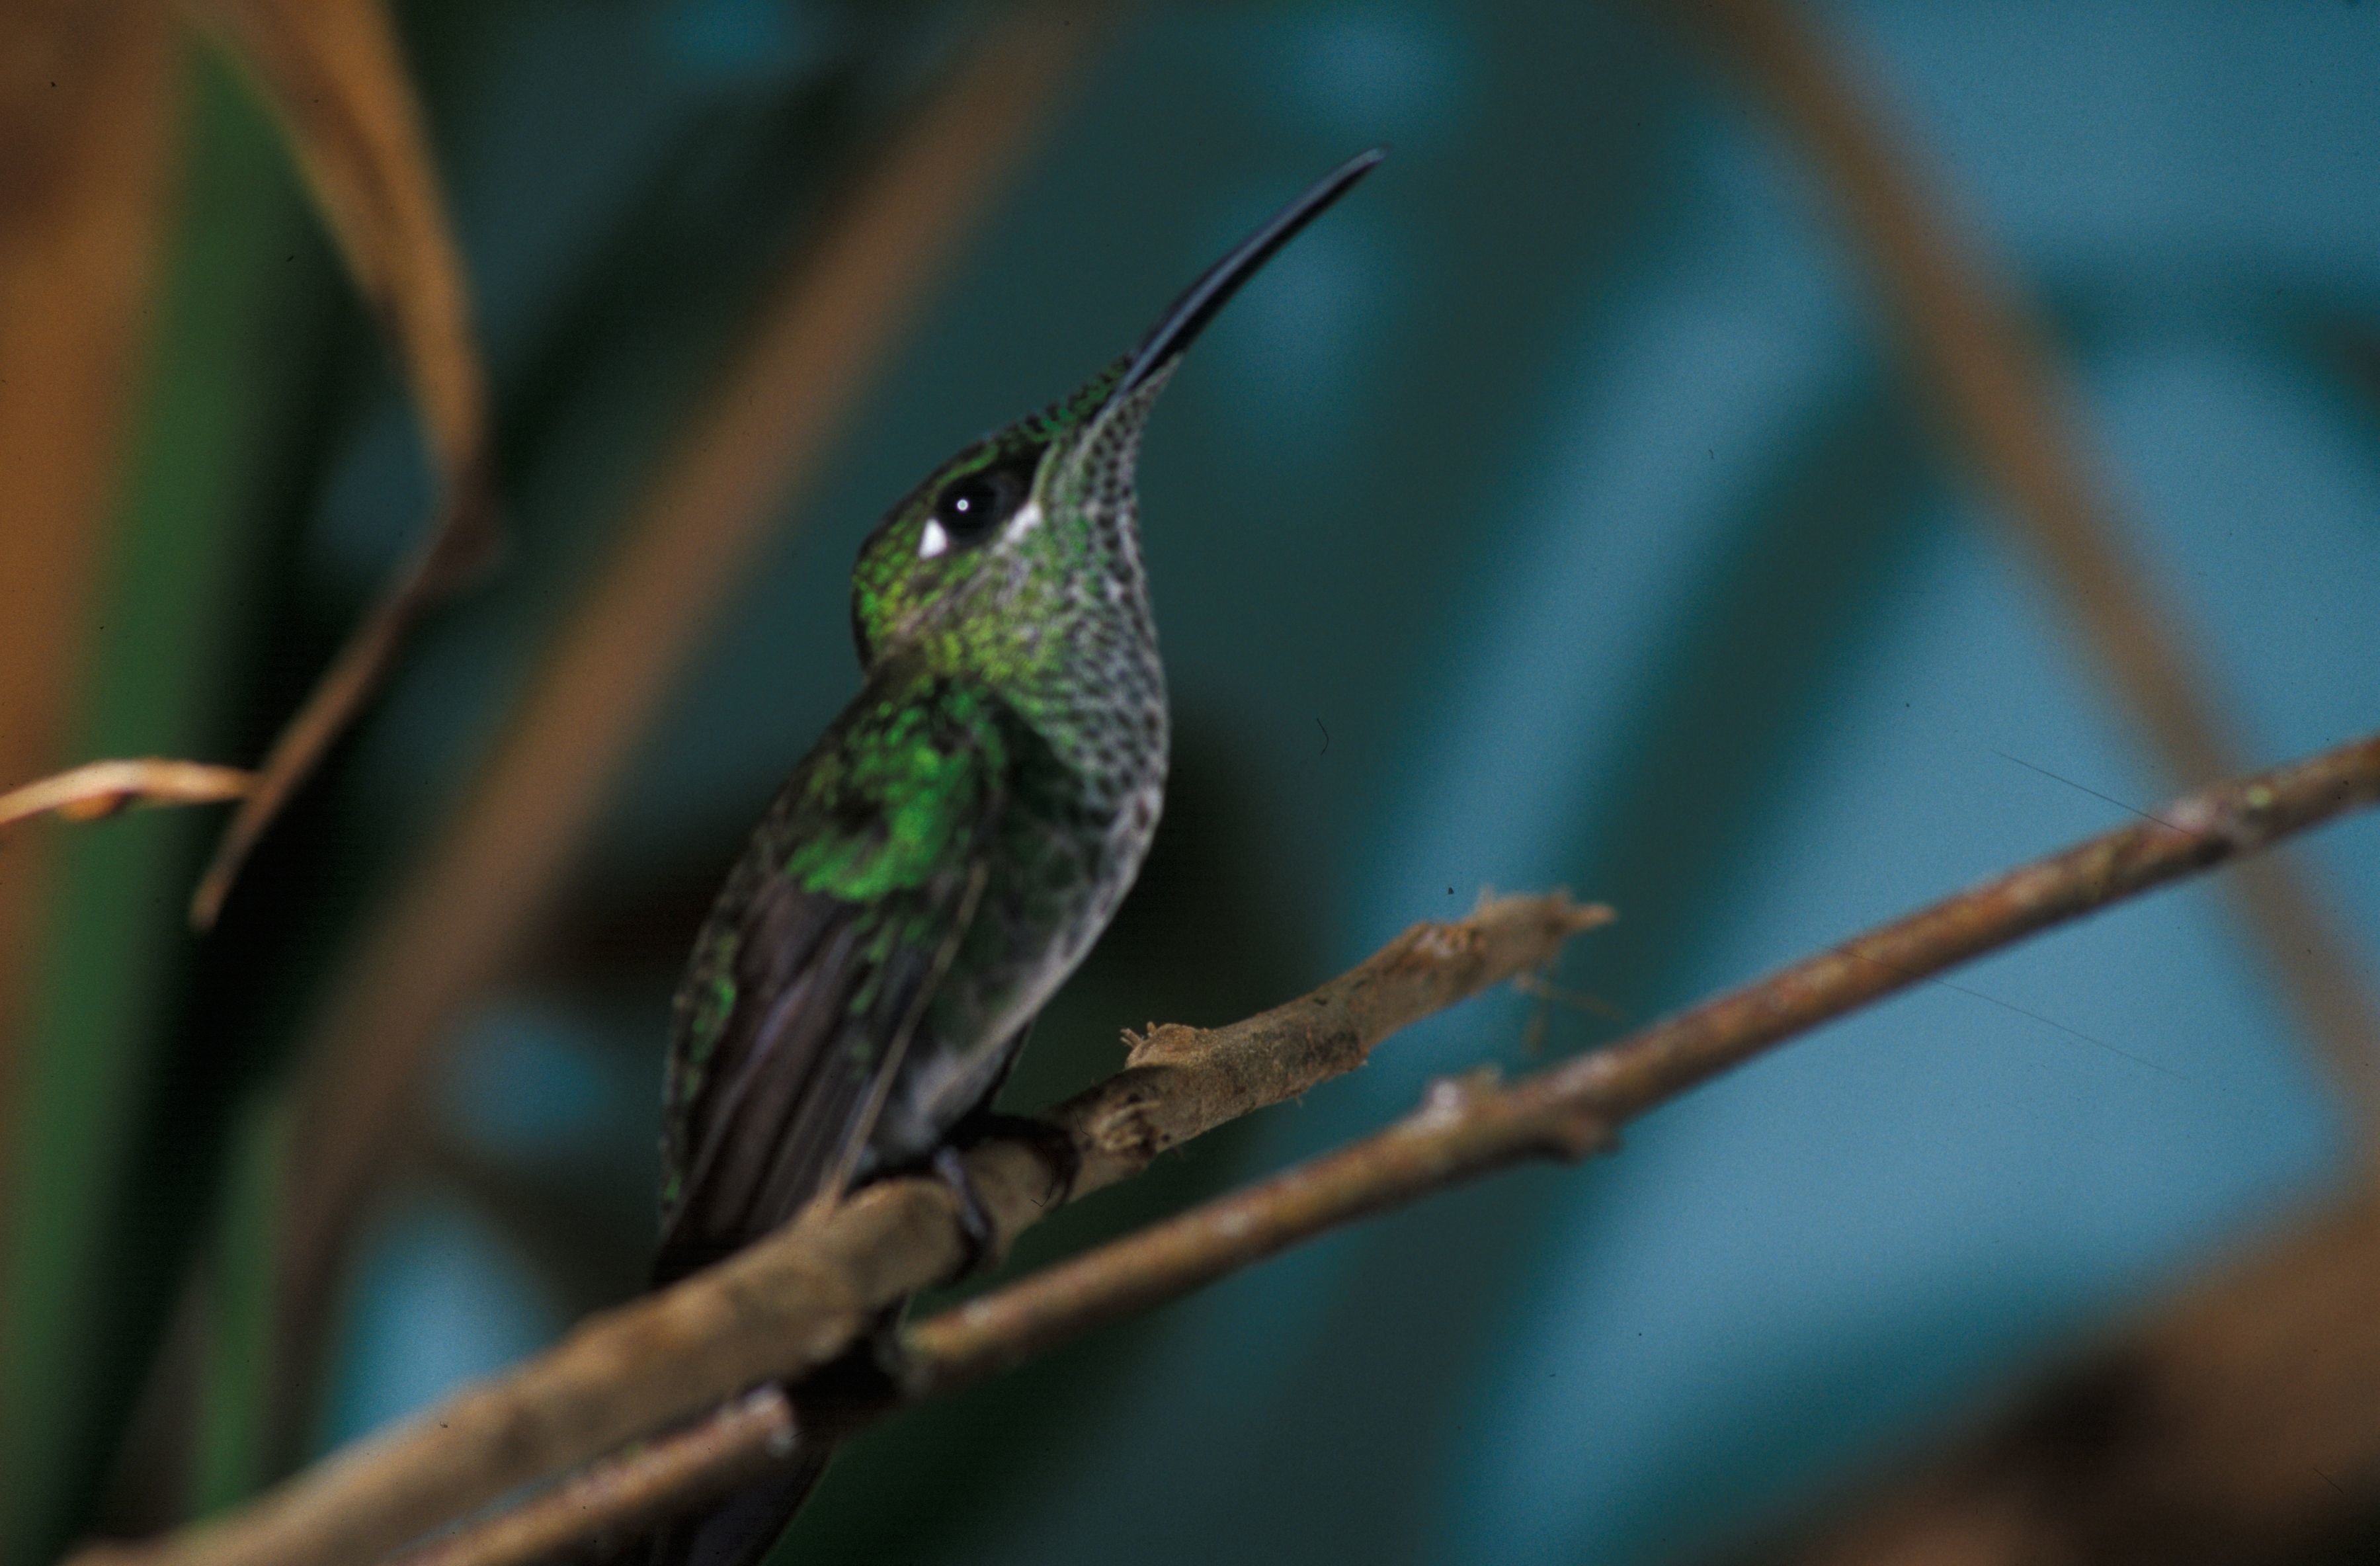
[179,0,497,927]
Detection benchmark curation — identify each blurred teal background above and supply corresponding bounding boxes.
[9,1,2380,1562]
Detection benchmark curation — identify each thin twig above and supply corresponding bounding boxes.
[906,732,2380,1386]
[0,759,253,829]
[1662,0,2380,1130]
[182,0,500,927]
[81,731,2380,1566]
[257,0,1118,1463]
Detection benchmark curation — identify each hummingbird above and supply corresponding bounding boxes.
[646,149,1384,1565]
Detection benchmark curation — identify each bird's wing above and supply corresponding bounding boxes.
[653,678,1016,1287]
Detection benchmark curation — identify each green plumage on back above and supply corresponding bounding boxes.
[781,680,1008,903]
[655,670,1036,1249]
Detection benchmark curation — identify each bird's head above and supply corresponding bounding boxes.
[848,148,1383,676]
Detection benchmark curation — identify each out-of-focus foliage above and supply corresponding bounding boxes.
[2,3,2377,1565]
[3,45,335,1558]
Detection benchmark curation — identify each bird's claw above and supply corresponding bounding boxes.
[929,1143,999,1274]
[956,1110,1081,1208]
[928,1114,1081,1274]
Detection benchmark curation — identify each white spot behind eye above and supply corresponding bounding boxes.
[1006,500,1043,540]
[919,518,950,559]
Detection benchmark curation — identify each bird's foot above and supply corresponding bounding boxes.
[928,1143,999,1274]
[926,1115,1081,1275]
[954,1110,1081,1208]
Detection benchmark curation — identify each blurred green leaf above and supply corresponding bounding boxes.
[1,48,336,1564]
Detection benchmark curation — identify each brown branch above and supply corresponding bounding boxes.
[77,890,1610,1566]
[0,759,253,829]
[396,730,2380,1566]
[181,0,500,927]
[1060,896,1610,1195]
[89,731,2380,1566]
[256,0,1119,1465]
[398,1390,801,1566]
[1661,0,2380,1130]
[424,729,2380,1566]
[906,731,2380,1387]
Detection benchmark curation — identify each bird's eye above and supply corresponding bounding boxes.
[918,457,1033,559]
[934,473,1008,541]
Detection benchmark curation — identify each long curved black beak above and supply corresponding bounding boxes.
[1104,147,1387,410]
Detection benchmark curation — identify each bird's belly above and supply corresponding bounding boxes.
[863,1040,1014,1173]
[863,773,1163,1172]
